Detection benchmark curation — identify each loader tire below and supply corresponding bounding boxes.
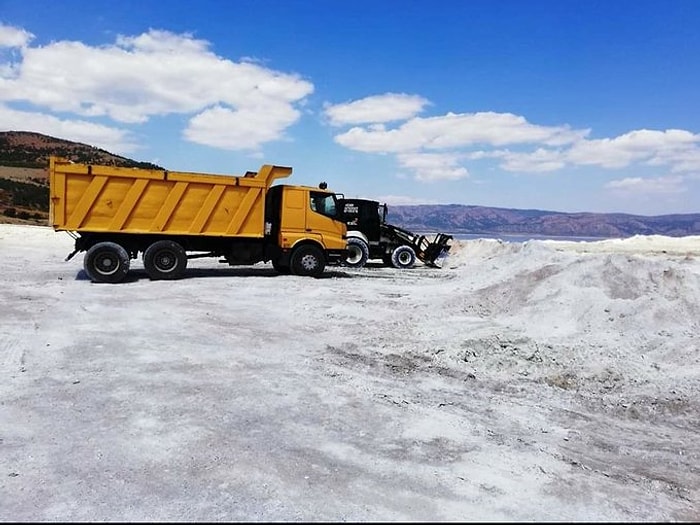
[343,237,369,268]
[84,241,130,283]
[291,245,325,277]
[391,245,416,269]
[143,240,187,280]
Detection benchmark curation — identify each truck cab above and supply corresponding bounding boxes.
[265,185,348,274]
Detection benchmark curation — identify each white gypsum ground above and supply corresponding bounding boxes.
[1,224,699,521]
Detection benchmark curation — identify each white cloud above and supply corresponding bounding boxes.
[566,129,699,169]
[0,27,313,151]
[184,104,300,150]
[0,104,139,154]
[330,108,587,182]
[498,148,567,173]
[0,23,33,48]
[496,129,700,175]
[605,175,686,195]
[334,111,588,154]
[323,93,429,126]
[397,152,469,182]
[374,194,440,205]
[329,96,700,193]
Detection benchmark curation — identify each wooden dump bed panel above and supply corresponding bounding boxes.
[49,157,292,237]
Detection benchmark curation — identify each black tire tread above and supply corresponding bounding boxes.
[84,241,130,283]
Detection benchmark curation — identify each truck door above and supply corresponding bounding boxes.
[278,187,346,250]
[306,190,346,249]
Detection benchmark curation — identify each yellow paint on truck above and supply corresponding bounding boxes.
[50,158,289,236]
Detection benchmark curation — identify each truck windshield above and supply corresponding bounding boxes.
[310,192,338,218]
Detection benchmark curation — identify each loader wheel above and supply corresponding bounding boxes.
[391,245,416,269]
[291,245,325,277]
[343,237,369,268]
[84,241,130,283]
[143,240,187,280]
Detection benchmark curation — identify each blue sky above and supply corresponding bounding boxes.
[1,0,699,215]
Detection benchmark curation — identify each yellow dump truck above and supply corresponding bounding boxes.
[48,156,348,282]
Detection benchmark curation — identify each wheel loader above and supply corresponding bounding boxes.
[338,198,452,269]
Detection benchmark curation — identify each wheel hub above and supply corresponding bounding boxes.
[156,253,175,270]
[346,246,362,264]
[96,255,118,275]
[301,254,317,270]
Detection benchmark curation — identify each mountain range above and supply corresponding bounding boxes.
[1,130,699,237]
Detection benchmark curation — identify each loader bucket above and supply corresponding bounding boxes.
[422,233,453,268]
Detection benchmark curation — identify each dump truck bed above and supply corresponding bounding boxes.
[49,157,292,237]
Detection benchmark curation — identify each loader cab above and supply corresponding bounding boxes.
[339,198,386,242]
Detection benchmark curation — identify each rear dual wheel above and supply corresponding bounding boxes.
[84,241,130,283]
[143,240,187,280]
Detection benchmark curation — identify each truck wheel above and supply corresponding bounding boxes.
[84,241,130,283]
[143,240,187,280]
[391,245,416,269]
[343,237,369,268]
[291,245,325,277]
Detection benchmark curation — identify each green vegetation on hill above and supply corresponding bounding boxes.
[0,178,48,209]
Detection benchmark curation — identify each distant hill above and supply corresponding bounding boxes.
[0,130,162,170]
[387,204,700,238]
[1,130,699,236]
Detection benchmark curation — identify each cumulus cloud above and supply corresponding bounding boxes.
[184,104,300,150]
[330,104,588,182]
[375,194,440,205]
[497,148,567,173]
[496,129,700,175]
[397,152,469,182]
[605,175,686,195]
[566,129,699,169]
[0,25,313,152]
[0,23,33,48]
[324,93,429,126]
[327,92,700,195]
[334,111,588,153]
[0,104,138,153]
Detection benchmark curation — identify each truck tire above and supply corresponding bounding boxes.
[84,241,130,283]
[290,245,325,277]
[143,240,187,280]
[391,245,416,269]
[343,237,369,268]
